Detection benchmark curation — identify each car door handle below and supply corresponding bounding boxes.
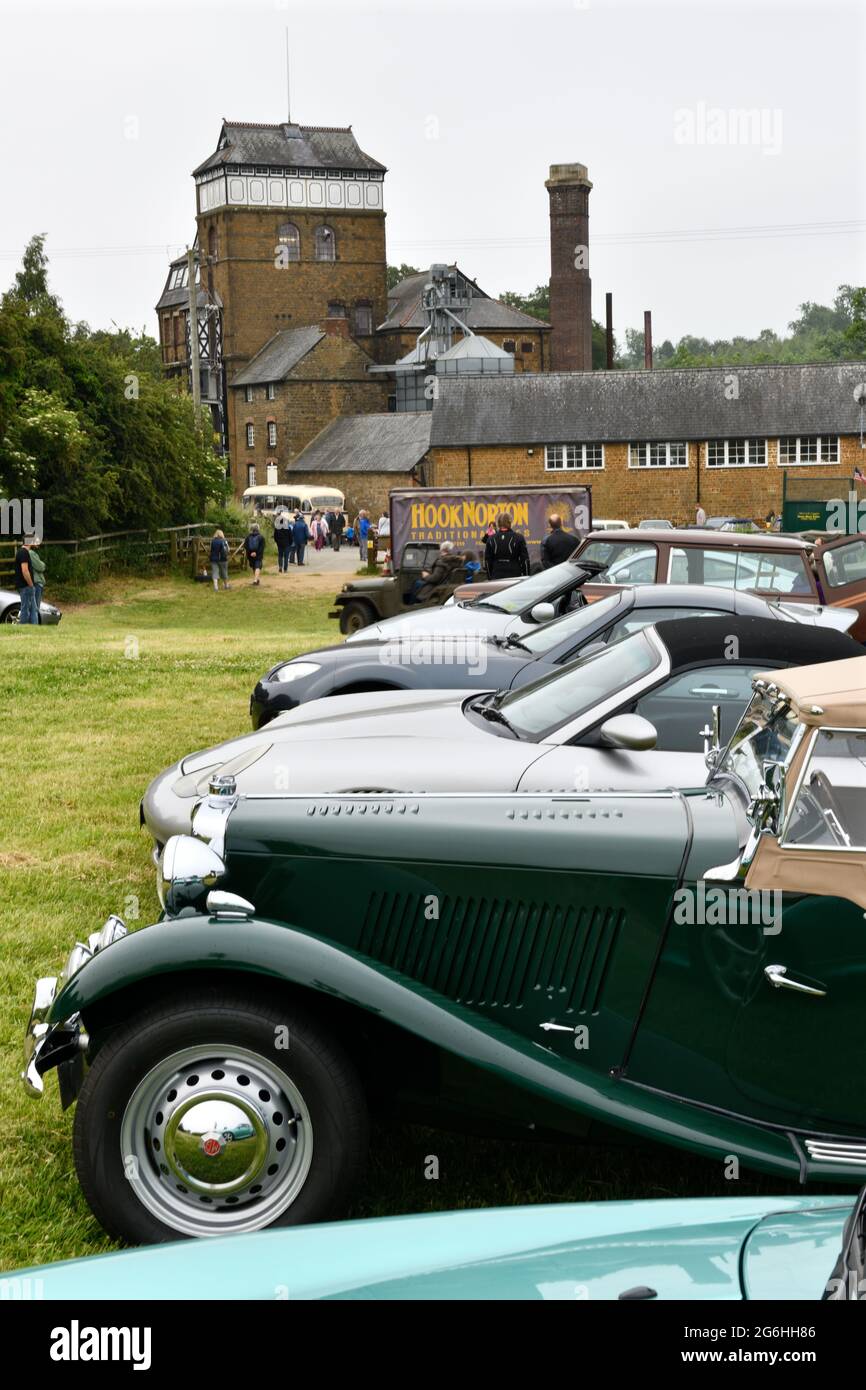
[690,685,731,697]
[764,964,827,997]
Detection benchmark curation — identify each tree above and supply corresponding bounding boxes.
[387,263,421,291]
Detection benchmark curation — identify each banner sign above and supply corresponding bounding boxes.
[389,487,592,565]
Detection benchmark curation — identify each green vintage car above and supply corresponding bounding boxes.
[22,653,866,1244]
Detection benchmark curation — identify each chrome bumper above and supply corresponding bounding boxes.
[22,916,126,1103]
[22,976,61,1097]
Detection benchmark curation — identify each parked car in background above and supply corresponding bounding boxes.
[638,518,673,529]
[454,527,866,641]
[142,616,859,847]
[25,653,866,1240]
[0,587,62,625]
[705,516,765,533]
[11,1191,860,1299]
[344,555,607,645]
[250,584,857,729]
[590,518,629,532]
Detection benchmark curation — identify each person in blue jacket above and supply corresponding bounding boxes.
[292,512,310,567]
[243,523,265,586]
[209,529,231,591]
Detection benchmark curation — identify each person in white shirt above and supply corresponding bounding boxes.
[695,505,707,528]
[377,512,390,538]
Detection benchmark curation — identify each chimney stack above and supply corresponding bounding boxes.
[546,163,593,372]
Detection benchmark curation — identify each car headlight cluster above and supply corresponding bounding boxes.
[269,661,322,684]
[157,835,227,917]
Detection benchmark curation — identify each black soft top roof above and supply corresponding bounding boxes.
[654,615,860,672]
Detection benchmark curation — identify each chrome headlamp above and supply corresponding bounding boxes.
[158,835,227,917]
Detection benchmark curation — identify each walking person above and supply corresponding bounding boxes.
[540,513,578,568]
[274,507,292,573]
[311,511,328,552]
[331,508,345,552]
[14,534,39,625]
[484,512,530,580]
[357,510,371,565]
[244,522,265,585]
[292,511,310,567]
[28,535,46,620]
[209,529,231,591]
[695,504,707,528]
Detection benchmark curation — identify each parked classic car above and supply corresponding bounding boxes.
[23,650,866,1243]
[449,527,866,640]
[0,586,62,625]
[250,583,857,729]
[11,1191,862,1299]
[144,617,859,847]
[343,555,608,645]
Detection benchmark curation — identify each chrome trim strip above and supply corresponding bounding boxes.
[238,789,683,802]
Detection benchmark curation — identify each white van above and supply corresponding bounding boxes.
[242,485,346,519]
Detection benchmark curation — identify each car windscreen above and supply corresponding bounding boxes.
[518,592,624,654]
[472,560,579,614]
[496,629,662,739]
[713,692,800,800]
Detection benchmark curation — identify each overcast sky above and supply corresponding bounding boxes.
[1,0,863,348]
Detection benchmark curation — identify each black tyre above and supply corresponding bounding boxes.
[2,604,20,624]
[73,988,367,1245]
[339,600,374,635]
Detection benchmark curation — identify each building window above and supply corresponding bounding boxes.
[778,436,840,465]
[327,301,346,318]
[246,423,255,448]
[353,303,373,336]
[267,421,277,448]
[521,341,534,353]
[315,225,336,261]
[247,464,256,487]
[629,442,688,468]
[503,339,516,352]
[706,438,767,468]
[267,382,275,401]
[276,222,300,261]
[244,385,254,403]
[545,444,604,471]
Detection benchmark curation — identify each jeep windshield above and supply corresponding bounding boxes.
[468,560,584,614]
[711,690,800,801]
[491,628,663,739]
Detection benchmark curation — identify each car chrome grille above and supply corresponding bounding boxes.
[359,892,625,1012]
[805,1139,866,1166]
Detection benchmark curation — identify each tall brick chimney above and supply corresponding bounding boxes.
[546,163,593,371]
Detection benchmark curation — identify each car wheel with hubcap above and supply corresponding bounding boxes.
[2,604,20,624]
[73,990,367,1244]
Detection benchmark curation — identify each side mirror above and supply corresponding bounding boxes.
[530,602,556,625]
[599,714,658,750]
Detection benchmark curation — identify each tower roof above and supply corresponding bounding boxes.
[194,121,386,176]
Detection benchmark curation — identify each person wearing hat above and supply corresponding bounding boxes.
[243,523,265,585]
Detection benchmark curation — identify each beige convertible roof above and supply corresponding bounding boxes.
[756,654,866,728]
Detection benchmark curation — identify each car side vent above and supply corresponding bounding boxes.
[359,892,625,1012]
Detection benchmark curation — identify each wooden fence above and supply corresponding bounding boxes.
[0,523,249,586]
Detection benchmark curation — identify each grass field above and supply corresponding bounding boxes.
[0,571,806,1273]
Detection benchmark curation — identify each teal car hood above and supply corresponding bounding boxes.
[14,1197,849,1301]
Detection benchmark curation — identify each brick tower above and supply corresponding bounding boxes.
[546,163,593,371]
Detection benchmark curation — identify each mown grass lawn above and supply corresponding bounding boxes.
[0,572,805,1273]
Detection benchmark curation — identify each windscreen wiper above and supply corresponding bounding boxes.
[822,1185,866,1300]
[477,702,519,736]
[505,634,530,652]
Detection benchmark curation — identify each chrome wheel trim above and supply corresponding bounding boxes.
[120,1044,313,1237]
